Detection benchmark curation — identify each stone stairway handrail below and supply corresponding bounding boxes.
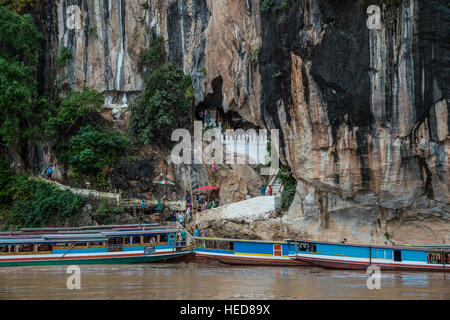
[267,168,280,188]
[31,177,120,203]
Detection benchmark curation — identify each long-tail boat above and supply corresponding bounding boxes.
[0,224,193,267]
[193,236,309,266]
[287,240,449,272]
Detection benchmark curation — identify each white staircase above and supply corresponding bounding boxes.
[270,178,284,196]
[267,169,283,196]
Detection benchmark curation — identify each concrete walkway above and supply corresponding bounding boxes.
[32,177,186,211]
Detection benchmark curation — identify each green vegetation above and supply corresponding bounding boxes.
[261,0,289,13]
[250,47,261,64]
[276,164,297,210]
[137,35,166,72]
[384,0,400,7]
[0,0,35,12]
[130,35,194,148]
[272,71,282,78]
[41,88,104,138]
[0,5,41,145]
[56,47,73,67]
[39,88,113,183]
[260,0,276,12]
[88,26,96,38]
[278,15,286,24]
[93,200,124,225]
[65,125,129,178]
[274,0,289,12]
[0,160,83,230]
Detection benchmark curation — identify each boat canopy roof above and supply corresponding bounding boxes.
[285,239,450,252]
[0,225,179,244]
[193,236,288,245]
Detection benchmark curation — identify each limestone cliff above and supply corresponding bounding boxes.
[34,0,449,244]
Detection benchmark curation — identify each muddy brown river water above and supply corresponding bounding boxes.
[0,262,448,299]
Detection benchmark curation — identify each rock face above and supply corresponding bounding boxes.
[34,0,449,244]
[193,196,285,239]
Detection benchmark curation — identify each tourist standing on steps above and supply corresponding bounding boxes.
[260,185,266,196]
[268,186,273,196]
[46,166,53,180]
[205,111,210,126]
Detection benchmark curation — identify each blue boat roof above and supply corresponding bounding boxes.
[0,238,45,244]
[192,237,450,252]
[0,226,179,244]
[193,236,288,244]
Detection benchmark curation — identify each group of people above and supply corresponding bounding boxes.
[259,185,273,196]
[246,185,273,199]
[198,109,214,127]
[185,193,220,213]
[174,193,221,227]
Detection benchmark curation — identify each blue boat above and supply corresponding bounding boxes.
[193,237,308,266]
[287,240,449,272]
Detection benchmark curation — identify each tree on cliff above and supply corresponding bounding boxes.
[0,5,41,145]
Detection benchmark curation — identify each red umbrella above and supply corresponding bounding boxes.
[195,186,220,191]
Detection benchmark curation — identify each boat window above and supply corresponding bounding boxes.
[0,245,10,253]
[37,244,52,252]
[298,242,311,252]
[143,235,157,243]
[76,242,88,247]
[130,236,140,244]
[204,240,216,249]
[393,250,402,262]
[124,237,131,244]
[310,244,316,252]
[108,237,123,245]
[160,234,168,243]
[427,252,449,264]
[17,244,34,252]
[217,241,232,250]
[90,242,105,247]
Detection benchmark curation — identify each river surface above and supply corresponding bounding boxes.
[0,262,448,299]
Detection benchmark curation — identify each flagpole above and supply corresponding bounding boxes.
[187,165,195,233]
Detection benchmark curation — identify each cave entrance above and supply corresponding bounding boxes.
[195,76,258,132]
[195,76,224,130]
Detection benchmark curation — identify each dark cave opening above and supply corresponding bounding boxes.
[194,75,259,132]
